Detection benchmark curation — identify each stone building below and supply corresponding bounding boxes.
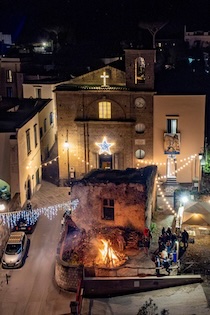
[70,166,157,232]
[55,49,205,188]
[55,50,156,184]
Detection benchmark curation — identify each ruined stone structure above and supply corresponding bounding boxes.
[70,166,157,232]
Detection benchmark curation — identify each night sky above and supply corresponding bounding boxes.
[1,0,210,45]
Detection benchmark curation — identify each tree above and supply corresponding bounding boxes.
[139,21,168,49]
[136,298,169,315]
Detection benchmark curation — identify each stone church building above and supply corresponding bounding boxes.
[55,49,156,184]
[55,49,205,186]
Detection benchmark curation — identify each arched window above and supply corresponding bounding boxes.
[99,101,111,119]
[135,56,145,84]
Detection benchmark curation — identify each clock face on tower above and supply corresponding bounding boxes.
[134,97,146,108]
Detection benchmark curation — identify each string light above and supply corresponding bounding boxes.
[154,154,197,214]
[0,199,79,229]
[152,154,197,215]
[25,151,198,218]
[40,156,60,168]
[138,153,197,168]
[156,179,176,216]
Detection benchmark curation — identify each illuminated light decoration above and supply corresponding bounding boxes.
[156,154,196,180]
[41,156,59,167]
[156,178,175,216]
[96,137,114,155]
[100,71,109,87]
[138,154,197,169]
[0,199,79,229]
[70,198,79,210]
[25,151,195,218]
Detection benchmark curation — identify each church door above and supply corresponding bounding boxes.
[99,154,112,169]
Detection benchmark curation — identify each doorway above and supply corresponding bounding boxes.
[27,179,31,200]
[99,154,112,169]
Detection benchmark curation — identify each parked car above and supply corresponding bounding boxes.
[13,216,38,234]
[2,232,28,269]
[13,210,38,234]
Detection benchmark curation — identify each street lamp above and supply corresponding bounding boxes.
[176,196,188,233]
[199,152,205,191]
[0,203,6,212]
[64,130,70,180]
[178,196,188,230]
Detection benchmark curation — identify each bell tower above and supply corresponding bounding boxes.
[125,49,155,90]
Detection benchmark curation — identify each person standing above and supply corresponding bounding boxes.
[143,227,152,255]
[117,232,126,252]
[182,229,189,248]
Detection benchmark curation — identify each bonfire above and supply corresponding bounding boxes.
[95,238,127,268]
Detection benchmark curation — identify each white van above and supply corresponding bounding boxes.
[2,231,28,268]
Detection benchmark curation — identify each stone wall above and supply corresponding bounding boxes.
[71,182,146,232]
[54,255,83,291]
[94,266,156,277]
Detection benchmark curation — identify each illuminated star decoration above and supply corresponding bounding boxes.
[96,137,114,155]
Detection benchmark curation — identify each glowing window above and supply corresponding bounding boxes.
[99,101,111,119]
[6,70,13,83]
[34,124,38,147]
[167,119,178,133]
[26,129,31,155]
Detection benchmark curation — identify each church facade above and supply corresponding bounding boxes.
[55,49,205,186]
[55,50,156,184]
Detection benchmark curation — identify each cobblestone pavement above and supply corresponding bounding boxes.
[30,180,70,208]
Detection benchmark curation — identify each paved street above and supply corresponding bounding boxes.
[0,180,210,315]
[30,180,70,209]
[81,283,210,315]
[0,181,74,315]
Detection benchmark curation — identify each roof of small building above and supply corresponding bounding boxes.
[71,166,157,186]
[0,97,51,132]
[55,63,127,92]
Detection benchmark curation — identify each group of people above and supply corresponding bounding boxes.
[155,226,189,275]
[155,226,177,275]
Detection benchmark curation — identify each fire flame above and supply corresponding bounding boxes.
[97,238,125,268]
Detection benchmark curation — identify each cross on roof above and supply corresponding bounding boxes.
[100,71,109,87]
